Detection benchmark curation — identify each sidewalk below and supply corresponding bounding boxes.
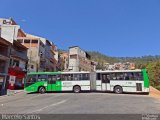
[149,86,160,99]
[7,89,24,95]
[0,89,24,97]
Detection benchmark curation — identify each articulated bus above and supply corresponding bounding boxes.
[24,69,149,94]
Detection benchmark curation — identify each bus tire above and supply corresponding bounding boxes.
[114,86,123,94]
[39,87,46,94]
[73,85,81,93]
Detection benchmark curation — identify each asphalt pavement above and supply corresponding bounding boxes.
[0,91,160,114]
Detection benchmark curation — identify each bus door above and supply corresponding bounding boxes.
[47,75,61,91]
[101,74,110,91]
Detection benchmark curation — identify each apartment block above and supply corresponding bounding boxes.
[17,34,46,72]
[40,37,58,71]
[68,46,94,72]
[17,33,59,72]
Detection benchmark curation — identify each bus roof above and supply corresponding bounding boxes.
[27,71,90,75]
[96,69,142,73]
[27,72,62,75]
[62,71,90,74]
[27,69,145,75]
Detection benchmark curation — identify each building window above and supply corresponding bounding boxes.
[70,55,77,59]
[24,39,30,43]
[31,65,34,69]
[12,60,19,67]
[31,40,38,43]
[17,39,23,43]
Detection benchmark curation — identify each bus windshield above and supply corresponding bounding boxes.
[25,74,37,87]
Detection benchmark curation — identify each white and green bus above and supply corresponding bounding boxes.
[24,69,149,94]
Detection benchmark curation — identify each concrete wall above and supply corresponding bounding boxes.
[0,25,20,43]
[68,47,93,72]
[27,47,39,72]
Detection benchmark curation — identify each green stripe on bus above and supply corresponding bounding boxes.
[142,69,150,88]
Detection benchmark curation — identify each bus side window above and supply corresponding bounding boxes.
[79,74,83,80]
[134,72,143,80]
[127,72,134,80]
[101,74,110,83]
[67,74,72,81]
[63,74,73,81]
[52,75,57,82]
[96,73,101,80]
[82,73,89,80]
[61,75,65,81]
[111,73,117,80]
[48,75,53,84]
[38,74,47,81]
[86,73,90,80]
[56,75,61,80]
[64,74,68,81]
[61,74,66,81]
[73,74,79,80]
[118,73,124,80]
[124,73,129,80]
[101,74,106,83]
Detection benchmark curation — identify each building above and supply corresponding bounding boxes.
[17,33,59,72]
[59,51,69,71]
[104,62,136,70]
[0,18,24,43]
[40,37,58,71]
[0,18,28,90]
[8,40,28,89]
[0,37,11,74]
[0,37,11,95]
[0,18,60,72]
[17,34,46,72]
[68,46,94,72]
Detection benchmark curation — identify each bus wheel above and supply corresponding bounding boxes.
[39,87,46,94]
[114,86,123,94]
[73,86,81,93]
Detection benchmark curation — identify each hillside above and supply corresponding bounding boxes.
[87,51,119,64]
[88,51,160,65]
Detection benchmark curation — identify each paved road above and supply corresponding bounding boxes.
[0,92,160,114]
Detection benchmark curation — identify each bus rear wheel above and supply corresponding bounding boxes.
[73,86,81,93]
[114,86,123,94]
[39,87,46,94]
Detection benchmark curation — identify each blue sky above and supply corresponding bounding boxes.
[1,0,160,57]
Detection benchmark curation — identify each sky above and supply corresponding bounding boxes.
[1,0,160,57]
